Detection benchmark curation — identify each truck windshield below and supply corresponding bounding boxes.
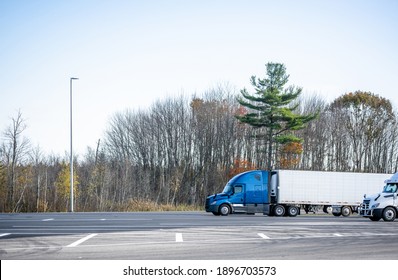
[222,184,233,194]
[383,183,398,193]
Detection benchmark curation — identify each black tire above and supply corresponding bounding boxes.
[323,205,331,214]
[332,212,342,217]
[382,207,396,222]
[219,204,231,216]
[369,216,381,221]
[287,206,299,217]
[273,205,285,217]
[341,206,352,217]
[212,211,220,216]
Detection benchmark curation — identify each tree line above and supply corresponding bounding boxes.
[1,81,397,213]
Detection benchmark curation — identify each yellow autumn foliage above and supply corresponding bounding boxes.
[55,162,79,201]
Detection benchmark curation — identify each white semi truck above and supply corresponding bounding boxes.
[359,172,398,221]
[205,170,390,217]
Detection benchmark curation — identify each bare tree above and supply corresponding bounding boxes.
[329,92,395,172]
[2,110,30,211]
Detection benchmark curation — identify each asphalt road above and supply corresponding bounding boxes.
[1,211,397,260]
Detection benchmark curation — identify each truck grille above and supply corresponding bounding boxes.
[362,199,370,210]
[205,198,210,211]
[360,199,371,216]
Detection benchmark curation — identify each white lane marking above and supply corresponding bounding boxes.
[13,225,157,228]
[0,233,11,238]
[257,233,271,239]
[42,218,54,221]
[333,233,343,237]
[66,234,97,247]
[176,233,183,242]
[100,219,106,221]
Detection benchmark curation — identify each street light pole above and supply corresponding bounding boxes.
[70,77,78,212]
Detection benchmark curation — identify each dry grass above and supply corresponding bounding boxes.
[118,199,201,212]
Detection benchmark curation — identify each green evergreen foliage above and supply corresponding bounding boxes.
[236,62,318,169]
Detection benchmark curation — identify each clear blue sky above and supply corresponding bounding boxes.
[1,0,397,156]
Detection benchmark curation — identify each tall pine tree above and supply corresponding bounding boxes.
[236,62,318,170]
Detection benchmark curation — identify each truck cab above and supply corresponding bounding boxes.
[360,172,398,221]
[205,170,300,217]
[205,170,270,216]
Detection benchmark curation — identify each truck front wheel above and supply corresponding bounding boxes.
[369,216,381,221]
[219,204,231,216]
[382,207,396,222]
[273,205,285,217]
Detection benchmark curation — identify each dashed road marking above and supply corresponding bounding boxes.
[66,234,97,247]
[0,233,11,238]
[257,233,271,239]
[333,233,343,237]
[42,218,54,221]
[176,233,183,242]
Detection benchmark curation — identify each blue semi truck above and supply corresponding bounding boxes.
[205,170,389,217]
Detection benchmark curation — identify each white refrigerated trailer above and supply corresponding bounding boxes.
[274,170,391,216]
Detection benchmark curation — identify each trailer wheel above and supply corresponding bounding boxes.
[341,206,352,217]
[219,204,231,216]
[332,212,341,217]
[323,205,331,214]
[382,207,396,222]
[287,206,299,217]
[273,205,285,217]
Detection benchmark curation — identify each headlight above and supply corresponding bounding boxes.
[371,203,380,208]
[211,201,217,205]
